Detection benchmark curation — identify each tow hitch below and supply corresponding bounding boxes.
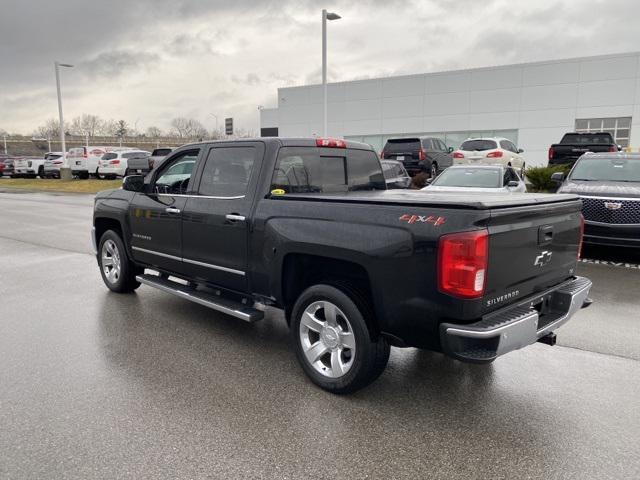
[537,332,557,346]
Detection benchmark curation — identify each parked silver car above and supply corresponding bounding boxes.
[422,165,527,193]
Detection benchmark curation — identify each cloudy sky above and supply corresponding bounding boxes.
[1,0,638,135]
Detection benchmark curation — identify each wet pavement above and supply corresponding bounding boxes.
[1,190,639,479]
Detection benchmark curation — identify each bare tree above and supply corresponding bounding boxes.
[146,126,163,138]
[33,119,65,139]
[234,128,257,138]
[170,117,208,139]
[102,119,119,136]
[70,114,104,137]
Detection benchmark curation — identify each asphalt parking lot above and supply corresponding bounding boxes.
[1,189,639,479]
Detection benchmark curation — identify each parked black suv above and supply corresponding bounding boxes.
[554,152,640,248]
[381,136,453,177]
[92,137,591,393]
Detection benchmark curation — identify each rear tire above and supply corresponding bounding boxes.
[430,162,438,178]
[79,171,89,179]
[98,230,141,293]
[290,283,390,394]
[37,166,45,179]
[520,162,526,179]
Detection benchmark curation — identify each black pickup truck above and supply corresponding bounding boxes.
[92,138,592,393]
[549,132,620,167]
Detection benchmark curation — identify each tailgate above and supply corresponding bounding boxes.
[483,199,582,313]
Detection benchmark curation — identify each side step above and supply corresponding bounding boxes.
[136,274,264,323]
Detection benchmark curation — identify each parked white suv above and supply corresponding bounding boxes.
[452,137,525,176]
[98,150,151,178]
[42,152,65,178]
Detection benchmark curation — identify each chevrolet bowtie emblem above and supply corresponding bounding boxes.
[534,251,552,267]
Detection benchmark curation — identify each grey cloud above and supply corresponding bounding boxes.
[78,51,161,79]
[231,73,261,86]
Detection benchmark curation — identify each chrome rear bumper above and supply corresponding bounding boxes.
[440,276,592,363]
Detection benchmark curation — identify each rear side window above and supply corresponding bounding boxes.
[384,138,421,153]
[102,153,117,160]
[152,148,172,156]
[561,133,614,144]
[123,152,149,159]
[460,140,497,151]
[198,146,256,197]
[45,154,62,160]
[499,140,517,152]
[272,147,385,194]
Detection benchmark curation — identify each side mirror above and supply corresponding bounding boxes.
[617,145,623,151]
[507,180,519,187]
[517,148,524,153]
[447,147,454,153]
[122,175,145,192]
[550,172,565,184]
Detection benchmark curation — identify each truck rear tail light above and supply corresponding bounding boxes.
[418,149,426,161]
[578,214,584,259]
[438,229,488,299]
[380,151,384,159]
[109,160,120,165]
[316,138,346,148]
[486,151,503,158]
[548,147,554,160]
[608,145,616,152]
[452,151,464,159]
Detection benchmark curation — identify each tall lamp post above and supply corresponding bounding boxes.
[322,9,341,137]
[209,113,219,138]
[55,61,74,180]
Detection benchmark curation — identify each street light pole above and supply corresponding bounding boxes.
[322,9,341,137]
[209,113,218,138]
[55,61,74,180]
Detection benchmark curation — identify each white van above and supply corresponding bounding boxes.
[68,146,110,178]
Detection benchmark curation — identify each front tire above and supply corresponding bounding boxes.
[38,166,45,178]
[520,162,526,179]
[98,230,140,293]
[291,284,390,394]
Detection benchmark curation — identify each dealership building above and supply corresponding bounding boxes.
[260,51,640,166]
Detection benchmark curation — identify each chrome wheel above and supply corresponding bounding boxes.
[299,300,356,378]
[101,239,121,284]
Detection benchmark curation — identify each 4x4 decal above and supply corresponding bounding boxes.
[399,214,446,226]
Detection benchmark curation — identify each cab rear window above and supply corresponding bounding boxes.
[272,147,386,193]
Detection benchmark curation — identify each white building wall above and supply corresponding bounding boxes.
[270,52,640,166]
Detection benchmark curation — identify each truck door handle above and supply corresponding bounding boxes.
[538,225,554,245]
[225,214,246,222]
[165,207,181,214]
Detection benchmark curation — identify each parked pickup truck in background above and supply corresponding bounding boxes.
[549,132,620,167]
[13,156,46,178]
[92,137,592,393]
